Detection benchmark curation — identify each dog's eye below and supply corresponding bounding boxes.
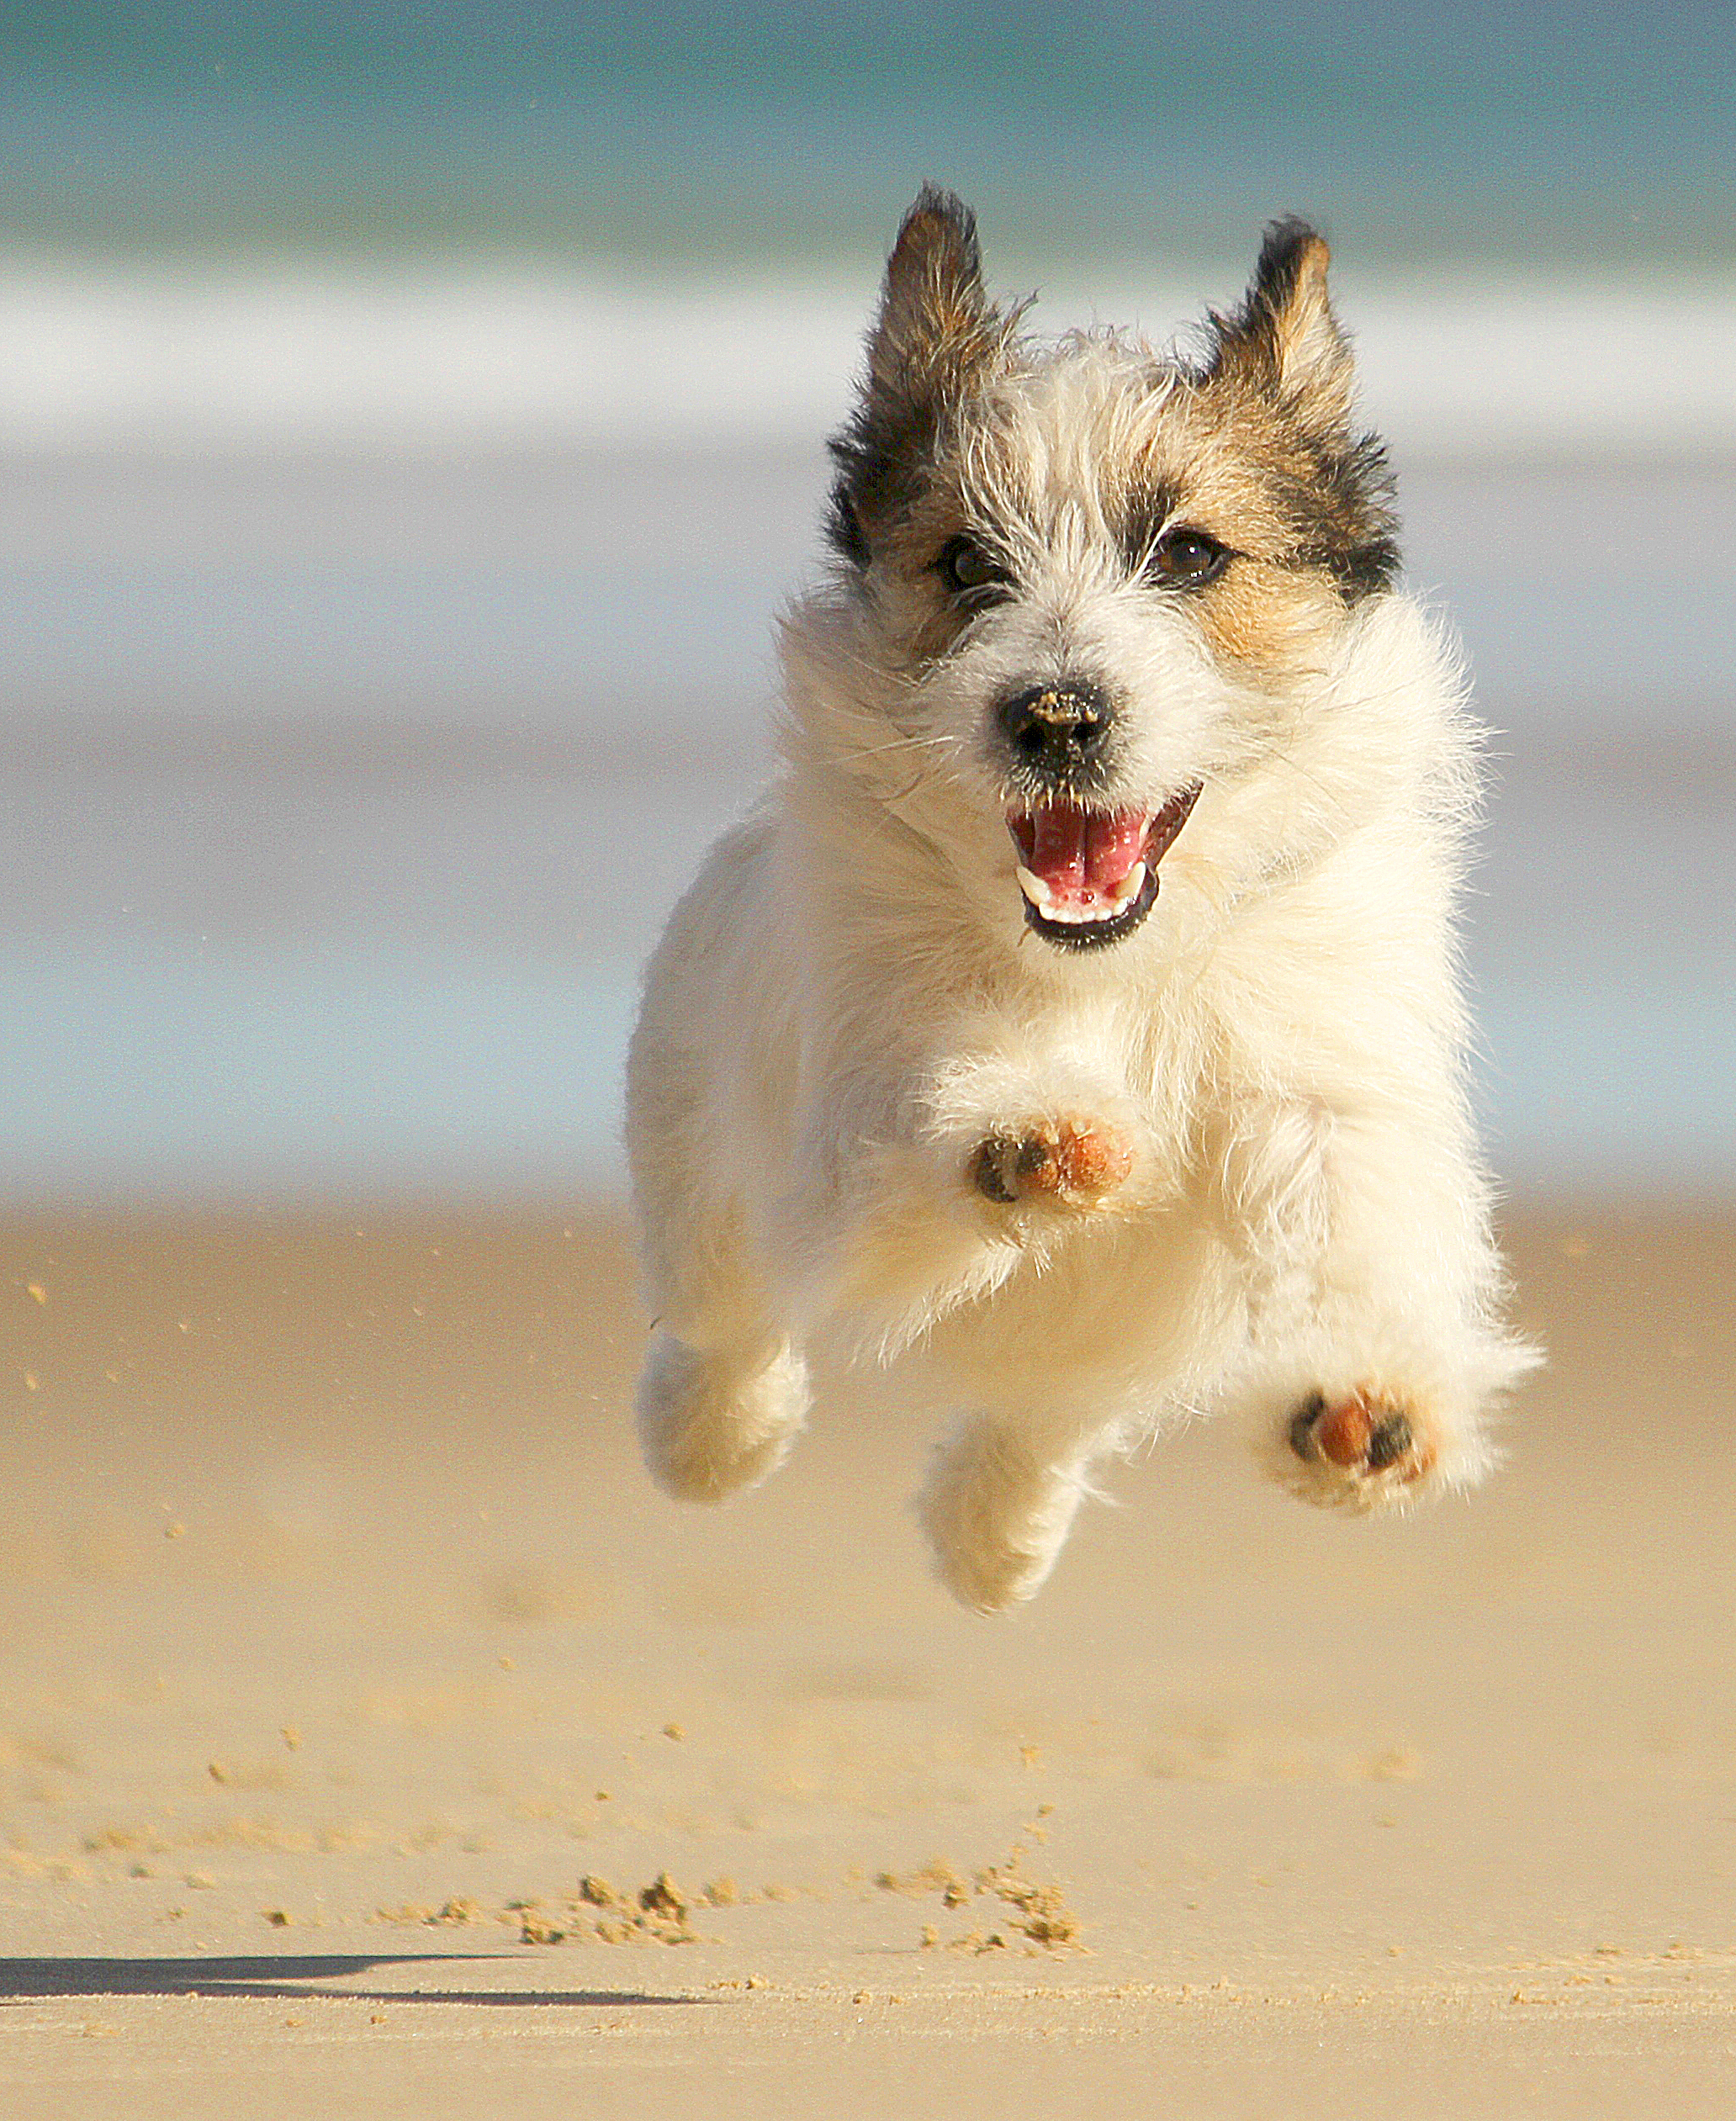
[1146,526,1231,589]
[937,535,1012,603]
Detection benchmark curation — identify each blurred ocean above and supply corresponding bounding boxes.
[0,3,1731,1203]
[4,3,1733,269]
[0,272,1730,1202]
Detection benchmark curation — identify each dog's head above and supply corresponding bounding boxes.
[806,185,1400,953]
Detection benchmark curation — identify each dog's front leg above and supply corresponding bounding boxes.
[925,1047,1154,1227]
[784,1053,1149,1357]
[627,972,813,1505]
[963,1113,1135,1210]
[1219,1098,1537,1512]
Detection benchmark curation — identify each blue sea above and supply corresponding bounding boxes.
[3,3,1733,269]
[0,3,1731,1204]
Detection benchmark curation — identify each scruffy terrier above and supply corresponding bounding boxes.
[626,187,1537,1613]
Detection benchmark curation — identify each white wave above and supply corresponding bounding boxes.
[0,258,1732,458]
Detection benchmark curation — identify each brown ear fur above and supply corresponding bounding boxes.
[1213,217,1354,430]
[827,186,1007,567]
[1205,219,1399,598]
[867,186,999,406]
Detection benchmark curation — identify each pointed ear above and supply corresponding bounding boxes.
[1206,221,1399,598]
[1212,217,1354,427]
[826,187,1006,565]
[865,184,998,408]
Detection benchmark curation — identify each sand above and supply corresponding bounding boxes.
[2,1201,1734,2116]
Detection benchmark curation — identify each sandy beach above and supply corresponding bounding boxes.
[3,1198,1733,2115]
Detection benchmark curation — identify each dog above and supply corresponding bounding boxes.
[625,186,1537,1613]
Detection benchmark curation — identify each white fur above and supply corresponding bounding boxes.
[624,332,1537,1613]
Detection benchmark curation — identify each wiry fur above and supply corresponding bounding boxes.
[626,188,1538,1613]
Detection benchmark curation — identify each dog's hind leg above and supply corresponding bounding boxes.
[627,1055,810,1504]
[917,1407,1118,1614]
[631,1147,809,1505]
[633,1193,810,1505]
[637,1324,810,1503]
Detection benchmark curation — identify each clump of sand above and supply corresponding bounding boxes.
[879,1841,1083,1953]
[368,1872,701,1946]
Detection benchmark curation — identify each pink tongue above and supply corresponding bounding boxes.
[1024,803,1148,894]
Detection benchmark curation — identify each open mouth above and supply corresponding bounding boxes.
[1008,789,1200,949]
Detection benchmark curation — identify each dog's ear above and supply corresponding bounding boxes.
[866,185,998,410]
[1207,220,1399,597]
[827,187,1005,567]
[1210,219,1354,429]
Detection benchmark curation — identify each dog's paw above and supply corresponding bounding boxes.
[636,1334,810,1504]
[969,1117,1134,1209]
[930,1531,1058,1616]
[917,1419,1088,1615]
[1283,1387,1437,1511]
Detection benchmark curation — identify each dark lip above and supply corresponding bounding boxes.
[1016,785,1200,952]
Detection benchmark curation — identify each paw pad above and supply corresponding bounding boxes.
[1288,1388,1432,1496]
[971,1120,1132,1207]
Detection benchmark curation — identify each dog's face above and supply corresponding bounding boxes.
[817,188,1399,953]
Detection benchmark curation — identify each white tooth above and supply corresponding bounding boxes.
[1019,865,1147,925]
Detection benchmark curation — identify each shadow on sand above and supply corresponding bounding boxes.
[0,1954,705,2008]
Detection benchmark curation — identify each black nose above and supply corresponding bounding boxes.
[996,682,1112,780]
